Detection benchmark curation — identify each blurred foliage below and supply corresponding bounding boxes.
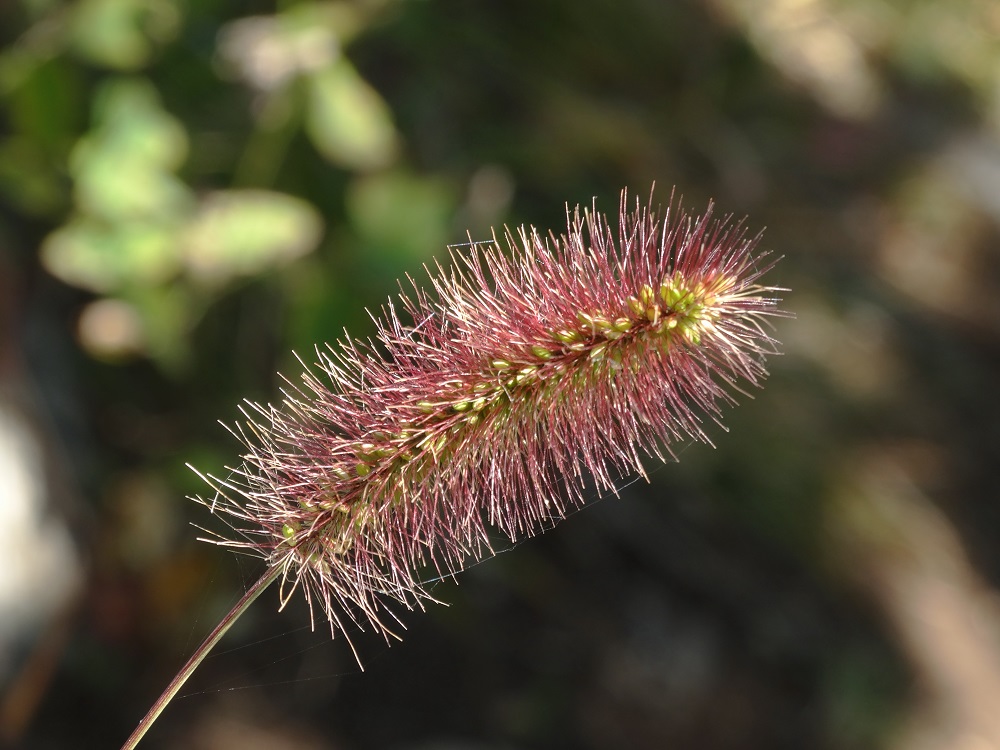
[2,0,1000,749]
[4,0,403,371]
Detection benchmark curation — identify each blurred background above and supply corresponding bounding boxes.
[2,0,1000,748]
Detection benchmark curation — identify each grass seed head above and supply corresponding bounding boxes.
[195,188,786,647]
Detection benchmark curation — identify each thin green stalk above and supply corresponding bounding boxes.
[119,564,282,750]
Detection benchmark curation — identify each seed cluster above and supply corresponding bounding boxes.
[337,272,729,487]
[197,190,783,648]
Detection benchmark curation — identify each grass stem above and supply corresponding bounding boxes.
[119,564,281,750]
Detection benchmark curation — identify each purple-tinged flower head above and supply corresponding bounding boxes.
[196,188,784,653]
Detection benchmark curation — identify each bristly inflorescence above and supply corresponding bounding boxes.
[195,188,784,657]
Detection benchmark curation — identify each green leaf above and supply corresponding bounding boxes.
[41,218,181,293]
[182,190,323,285]
[71,0,181,71]
[305,60,397,170]
[69,77,191,221]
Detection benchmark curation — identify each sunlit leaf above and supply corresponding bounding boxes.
[305,60,398,170]
[71,0,181,71]
[41,218,181,293]
[182,190,323,285]
[216,2,368,91]
[69,77,191,221]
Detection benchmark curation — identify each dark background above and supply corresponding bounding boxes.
[2,1,1000,748]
